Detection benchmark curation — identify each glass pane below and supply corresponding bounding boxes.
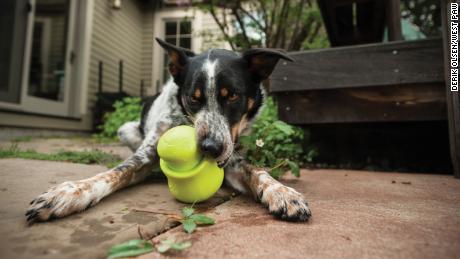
[0,0,27,103]
[180,21,191,35]
[28,0,69,101]
[165,21,177,36]
[179,37,191,49]
[162,20,192,84]
[165,36,176,45]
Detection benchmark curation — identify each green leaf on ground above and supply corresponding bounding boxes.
[182,218,197,234]
[107,239,153,259]
[189,214,215,225]
[178,206,215,233]
[157,238,192,253]
[181,207,195,218]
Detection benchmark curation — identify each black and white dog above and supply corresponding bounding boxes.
[26,39,311,223]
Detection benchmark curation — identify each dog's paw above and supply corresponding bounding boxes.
[259,184,311,222]
[25,181,99,224]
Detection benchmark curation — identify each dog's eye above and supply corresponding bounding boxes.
[228,93,239,102]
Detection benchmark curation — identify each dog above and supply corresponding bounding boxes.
[25,39,311,223]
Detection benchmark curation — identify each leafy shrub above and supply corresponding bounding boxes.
[96,97,142,139]
[240,97,317,178]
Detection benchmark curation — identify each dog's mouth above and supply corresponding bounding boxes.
[194,110,234,168]
[217,156,230,168]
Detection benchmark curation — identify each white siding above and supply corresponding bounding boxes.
[141,10,154,96]
[87,0,148,110]
[199,11,230,51]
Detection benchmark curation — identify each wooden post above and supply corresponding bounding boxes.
[119,60,123,93]
[385,0,403,41]
[98,61,103,94]
[441,0,460,178]
[140,80,144,98]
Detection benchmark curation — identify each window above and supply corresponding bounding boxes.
[28,0,70,102]
[163,20,192,83]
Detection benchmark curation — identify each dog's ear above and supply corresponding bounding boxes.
[242,48,294,82]
[156,38,195,78]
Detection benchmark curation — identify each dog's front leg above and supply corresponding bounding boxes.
[225,159,311,221]
[25,130,164,224]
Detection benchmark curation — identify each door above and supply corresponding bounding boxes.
[21,0,76,116]
[0,0,28,104]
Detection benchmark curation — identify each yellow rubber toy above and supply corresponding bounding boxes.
[157,125,224,203]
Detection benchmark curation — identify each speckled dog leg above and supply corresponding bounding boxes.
[247,168,311,221]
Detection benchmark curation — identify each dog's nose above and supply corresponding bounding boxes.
[200,139,223,159]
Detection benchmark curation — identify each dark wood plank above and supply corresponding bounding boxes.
[271,38,444,92]
[441,0,460,178]
[276,83,446,124]
[385,0,403,41]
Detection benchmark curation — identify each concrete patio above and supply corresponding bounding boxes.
[0,138,459,258]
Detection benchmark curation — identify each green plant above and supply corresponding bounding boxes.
[156,238,192,253]
[132,206,215,235]
[107,238,191,258]
[108,205,216,257]
[240,97,317,178]
[96,97,142,139]
[107,239,154,259]
[12,136,33,142]
[180,206,215,234]
[0,145,123,168]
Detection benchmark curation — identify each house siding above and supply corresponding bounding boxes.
[199,11,230,51]
[141,10,154,96]
[87,0,151,110]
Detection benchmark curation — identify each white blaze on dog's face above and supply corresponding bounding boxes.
[156,38,294,167]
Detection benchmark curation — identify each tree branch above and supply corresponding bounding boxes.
[267,0,278,47]
[232,7,251,48]
[290,15,315,50]
[306,22,322,43]
[272,0,289,48]
[257,0,269,46]
[209,2,236,50]
[238,3,265,32]
[289,0,307,50]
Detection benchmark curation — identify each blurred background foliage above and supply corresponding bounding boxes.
[198,0,330,50]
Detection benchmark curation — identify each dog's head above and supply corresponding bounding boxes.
[156,38,293,166]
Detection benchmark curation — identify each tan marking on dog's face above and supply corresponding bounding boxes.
[231,114,248,142]
[220,88,228,97]
[247,98,254,111]
[167,51,184,76]
[194,88,201,99]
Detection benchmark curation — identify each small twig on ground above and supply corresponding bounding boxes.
[132,208,182,220]
[138,225,151,240]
